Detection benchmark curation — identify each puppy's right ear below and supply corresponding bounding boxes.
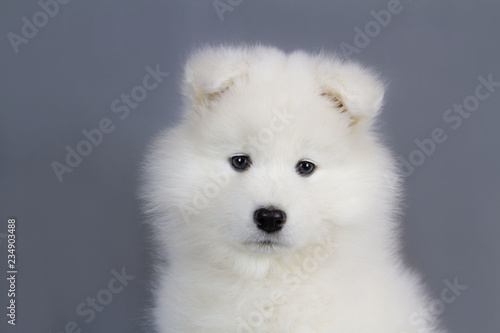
[182,46,249,111]
[315,56,385,130]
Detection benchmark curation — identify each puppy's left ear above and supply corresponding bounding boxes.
[182,45,249,112]
[316,57,386,129]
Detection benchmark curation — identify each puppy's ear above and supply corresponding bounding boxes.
[182,46,249,111]
[316,57,385,129]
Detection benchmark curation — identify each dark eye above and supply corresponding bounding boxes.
[230,155,251,172]
[296,160,316,176]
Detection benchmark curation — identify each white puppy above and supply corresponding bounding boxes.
[141,45,444,333]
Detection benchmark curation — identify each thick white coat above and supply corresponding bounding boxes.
[141,45,444,333]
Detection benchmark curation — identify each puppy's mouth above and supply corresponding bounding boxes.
[243,236,288,253]
[244,239,280,247]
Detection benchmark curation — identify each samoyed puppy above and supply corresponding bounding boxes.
[141,45,443,332]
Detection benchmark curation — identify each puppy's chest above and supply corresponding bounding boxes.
[191,274,336,331]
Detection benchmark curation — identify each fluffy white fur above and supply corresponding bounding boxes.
[141,45,444,332]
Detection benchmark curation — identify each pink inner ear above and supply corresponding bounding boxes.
[320,91,346,113]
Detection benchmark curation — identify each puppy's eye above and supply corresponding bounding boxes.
[296,160,316,176]
[230,155,251,172]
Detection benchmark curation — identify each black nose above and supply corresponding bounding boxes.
[253,207,287,233]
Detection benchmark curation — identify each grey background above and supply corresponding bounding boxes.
[1,1,499,332]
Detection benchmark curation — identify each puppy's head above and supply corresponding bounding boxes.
[143,45,396,264]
